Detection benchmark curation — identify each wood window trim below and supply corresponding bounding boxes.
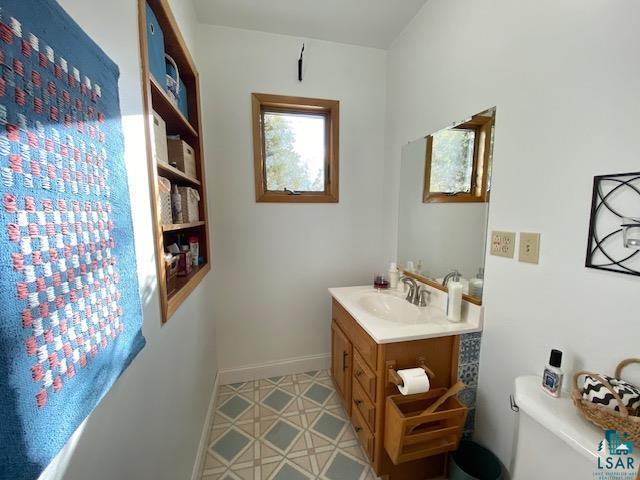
[423,114,494,204]
[252,93,339,203]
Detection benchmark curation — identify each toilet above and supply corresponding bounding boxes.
[511,376,639,480]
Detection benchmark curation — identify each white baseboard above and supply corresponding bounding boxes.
[190,371,219,480]
[218,353,331,385]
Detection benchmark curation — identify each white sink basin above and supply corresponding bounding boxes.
[329,286,484,343]
[358,293,421,323]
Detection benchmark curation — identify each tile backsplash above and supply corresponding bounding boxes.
[458,332,482,438]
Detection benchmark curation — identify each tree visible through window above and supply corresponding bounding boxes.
[429,128,476,194]
[263,112,325,192]
[252,93,339,203]
[423,112,494,204]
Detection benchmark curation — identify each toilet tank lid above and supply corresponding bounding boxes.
[514,375,638,463]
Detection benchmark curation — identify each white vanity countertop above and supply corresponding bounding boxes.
[515,375,640,464]
[328,285,483,344]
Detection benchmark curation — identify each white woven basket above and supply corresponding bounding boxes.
[179,186,200,223]
[157,176,172,224]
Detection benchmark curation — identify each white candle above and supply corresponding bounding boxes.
[447,280,463,323]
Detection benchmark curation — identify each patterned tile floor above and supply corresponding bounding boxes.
[201,370,380,480]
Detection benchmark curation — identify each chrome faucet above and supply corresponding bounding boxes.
[418,288,431,307]
[442,270,461,287]
[401,277,431,307]
[401,276,418,304]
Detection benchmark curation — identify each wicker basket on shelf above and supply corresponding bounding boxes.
[572,358,640,446]
[157,176,173,225]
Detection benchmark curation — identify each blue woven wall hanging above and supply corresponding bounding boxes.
[0,1,146,478]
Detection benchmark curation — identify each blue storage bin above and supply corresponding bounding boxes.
[165,58,189,119]
[146,3,166,84]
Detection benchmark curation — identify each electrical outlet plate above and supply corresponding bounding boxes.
[519,232,541,264]
[491,231,516,258]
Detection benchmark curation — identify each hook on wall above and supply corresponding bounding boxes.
[298,43,305,82]
[510,394,519,412]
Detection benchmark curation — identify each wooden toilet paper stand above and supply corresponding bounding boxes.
[386,357,436,388]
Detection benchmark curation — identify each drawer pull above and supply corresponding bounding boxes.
[354,426,362,433]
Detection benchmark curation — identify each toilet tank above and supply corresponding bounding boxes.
[511,376,639,480]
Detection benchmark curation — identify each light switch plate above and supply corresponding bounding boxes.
[519,232,541,264]
[490,231,516,258]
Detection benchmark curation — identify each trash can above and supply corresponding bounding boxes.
[448,441,504,480]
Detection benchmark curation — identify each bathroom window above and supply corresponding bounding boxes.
[423,114,494,203]
[252,93,339,202]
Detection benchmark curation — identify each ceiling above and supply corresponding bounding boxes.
[193,0,429,49]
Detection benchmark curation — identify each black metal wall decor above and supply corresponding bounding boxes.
[586,172,640,276]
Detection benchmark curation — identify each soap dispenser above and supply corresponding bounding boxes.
[446,273,463,323]
[469,268,484,298]
[388,262,400,289]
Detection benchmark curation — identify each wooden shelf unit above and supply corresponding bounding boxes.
[157,162,200,186]
[138,0,210,323]
[162,221,205,232]
[149,75,198,139]
[167,264,209,318]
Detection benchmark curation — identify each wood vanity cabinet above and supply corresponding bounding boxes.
[331,321,352,413]
[330,299,462,480]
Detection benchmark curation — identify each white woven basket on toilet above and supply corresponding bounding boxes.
[572,358,640,448]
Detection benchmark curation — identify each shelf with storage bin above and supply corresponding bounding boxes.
[138,0,210,324]
[149,75,198,140]
[157,162,200,187]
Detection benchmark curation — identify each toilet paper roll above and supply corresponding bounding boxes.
[397,368,431,395]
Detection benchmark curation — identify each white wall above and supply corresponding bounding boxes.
[397,137,489,280]
[385,0,640,468]
[197,25,388,372]
[38,1,218,479]
[31,0,640,476]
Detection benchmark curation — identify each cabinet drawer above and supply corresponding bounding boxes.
[331,321,352,415]
[353,351,377,403]
[352,378,376,432]
[332,300,378,370]
[351,400,374,462]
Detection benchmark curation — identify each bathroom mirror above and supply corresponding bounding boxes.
[397,108,496,304]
